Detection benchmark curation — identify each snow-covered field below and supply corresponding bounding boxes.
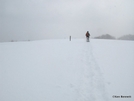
[0,39,134,101]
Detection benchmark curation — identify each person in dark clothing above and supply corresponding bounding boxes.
[85,31,90,42]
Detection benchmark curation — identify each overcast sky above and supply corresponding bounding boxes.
[0,0,134,42]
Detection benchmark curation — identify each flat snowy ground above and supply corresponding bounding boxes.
[0,39,134,101]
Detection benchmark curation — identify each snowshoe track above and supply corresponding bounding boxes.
[77,42,108,101]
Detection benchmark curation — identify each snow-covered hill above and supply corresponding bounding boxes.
[0,39,134,101]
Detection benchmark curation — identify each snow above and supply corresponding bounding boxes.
[92,39,134,101]
[0,39,134,101]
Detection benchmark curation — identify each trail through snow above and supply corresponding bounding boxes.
[76,42,108,101]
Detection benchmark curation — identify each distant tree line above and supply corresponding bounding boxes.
[94,34,134,41]
[118,34,134,40]
[94,34,116,39]
[11,40,30,42]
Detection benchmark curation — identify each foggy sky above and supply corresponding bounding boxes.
[0,0,134,42]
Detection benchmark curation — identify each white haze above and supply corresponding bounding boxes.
[0,0,134,42]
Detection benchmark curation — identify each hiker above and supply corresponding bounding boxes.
[85,31,90,42]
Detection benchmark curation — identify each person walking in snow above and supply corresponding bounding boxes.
[85,31,90,42]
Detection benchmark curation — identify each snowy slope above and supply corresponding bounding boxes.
[92,39,134,101]
[0,39,134,101]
